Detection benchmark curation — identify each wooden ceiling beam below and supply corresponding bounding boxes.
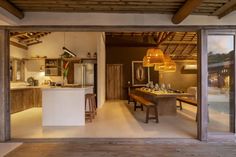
[164,32,176,54]
[10,41,28,50]
[162,40,197,45]
[181,44,190,55]
[157,32,175,47]
[188,45,197,55]
[10,32,27,38]
[0,0,24,19]
[172,0,203,24]
[27,40,42,46]
[212,1,236,18]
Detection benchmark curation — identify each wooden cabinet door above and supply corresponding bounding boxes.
[106,64,123,100]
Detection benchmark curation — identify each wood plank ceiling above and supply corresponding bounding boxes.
[106,32,197,60]
[1,0,236,24]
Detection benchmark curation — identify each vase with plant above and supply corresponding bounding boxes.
[63,61,70,85]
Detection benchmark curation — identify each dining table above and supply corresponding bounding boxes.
[132,88,194,116]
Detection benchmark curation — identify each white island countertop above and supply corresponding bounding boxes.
[42,86,94,126]
[11,85,93,90]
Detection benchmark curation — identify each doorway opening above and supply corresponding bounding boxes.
[105,31,198,138]
[9,30,199,139]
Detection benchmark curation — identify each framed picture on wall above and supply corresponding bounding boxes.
[132,61,149,86]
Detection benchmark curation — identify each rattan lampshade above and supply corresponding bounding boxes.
[143,56,154,67]
[154,54,176,72]
[146,48,164,65]
[164,61,176,72]
[154,64,165,72]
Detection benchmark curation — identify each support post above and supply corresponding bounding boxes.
[0,29,10,141]
[197,29,208,141]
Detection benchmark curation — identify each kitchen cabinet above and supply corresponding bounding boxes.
[45,58,62,76]
[10,58,25,82]
[10,88,42,114]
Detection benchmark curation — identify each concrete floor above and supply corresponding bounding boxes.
[0,143,22,157]
[11,100,197,139]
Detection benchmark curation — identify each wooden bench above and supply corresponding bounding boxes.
[129,93,159,123]
[177,97,198,121]
[177,97,210,122]
[176,97,197,110]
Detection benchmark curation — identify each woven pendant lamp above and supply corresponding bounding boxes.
[154,54,176,72]
[146,48,165,65]
[164,60,176,72]
[143,56,154,67]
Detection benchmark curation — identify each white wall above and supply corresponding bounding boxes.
[0,11,236,26]
[97,33,106,107]
[10,45,27,59]
[27,32,99,58]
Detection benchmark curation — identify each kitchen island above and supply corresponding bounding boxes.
[42,86,93,126]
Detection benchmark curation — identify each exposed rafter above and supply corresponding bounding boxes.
[10,32,50,49]
[157,32,175,47]
[106,31,198,60]
[10,41,28,50]
[172,0,203,24]
[162,41,197,45]
[0,0,24,19]
[212,1,236,18]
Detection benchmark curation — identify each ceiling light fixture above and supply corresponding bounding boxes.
[154,54,176,72]
[143,56,154,67]
[146,48,165,65]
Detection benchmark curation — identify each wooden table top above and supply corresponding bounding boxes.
[135,88,194,98]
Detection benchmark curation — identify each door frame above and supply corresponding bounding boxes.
[1,25,236,142]
[0,29,10,141]
[205,30,236,139]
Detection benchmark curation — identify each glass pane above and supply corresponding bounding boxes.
[208,35,235,133]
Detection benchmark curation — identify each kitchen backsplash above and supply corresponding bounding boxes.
[25,71,63,85]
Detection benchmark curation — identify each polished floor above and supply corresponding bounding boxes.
[11,100,197,139]
[0,143,21,157]
[5,141,236,157]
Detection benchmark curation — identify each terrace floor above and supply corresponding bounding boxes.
[4,140,236,157]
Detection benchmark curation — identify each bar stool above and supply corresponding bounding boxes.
[85,93,97,122]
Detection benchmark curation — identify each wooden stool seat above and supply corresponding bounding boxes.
[85,93,97,122]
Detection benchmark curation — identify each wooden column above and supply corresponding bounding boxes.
[197,29,208,141]
[0,29,10,141]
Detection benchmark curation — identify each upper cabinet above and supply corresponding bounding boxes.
[45,58,62,76]
[10,58,25,82]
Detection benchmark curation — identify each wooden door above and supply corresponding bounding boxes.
[106,64,123,100]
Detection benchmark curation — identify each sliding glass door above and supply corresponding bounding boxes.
[207,33,235,133]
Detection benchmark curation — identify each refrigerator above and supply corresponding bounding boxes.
[74,63,97,91]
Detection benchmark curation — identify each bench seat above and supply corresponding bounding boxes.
[129,93,159,123]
